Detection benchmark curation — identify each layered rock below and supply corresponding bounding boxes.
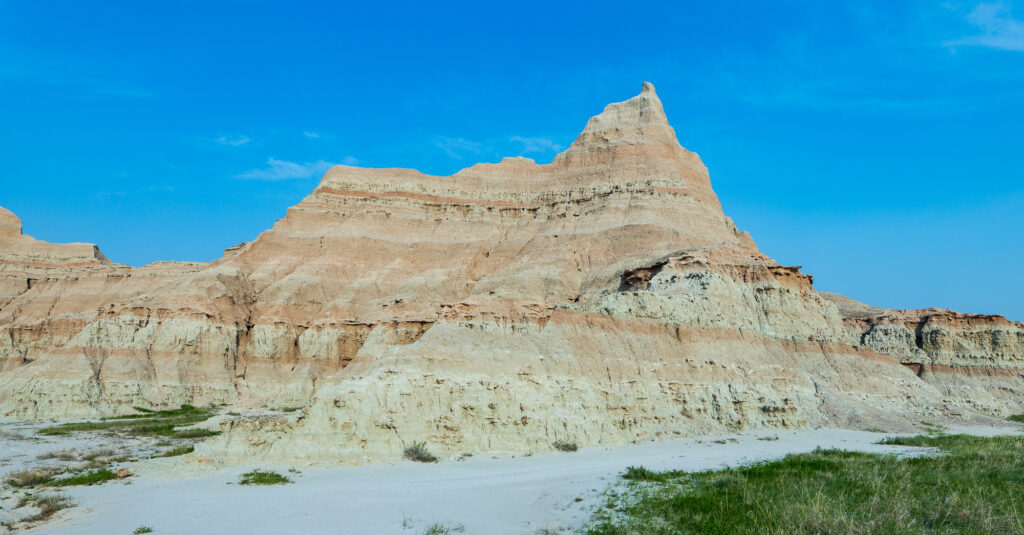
[822,292,1024,416]
[0,84,1016,463]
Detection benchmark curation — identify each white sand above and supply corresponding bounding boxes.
[20,426,1016,535]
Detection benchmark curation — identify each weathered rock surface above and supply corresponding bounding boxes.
[821,292,1024,417]
[0,84,1017,463]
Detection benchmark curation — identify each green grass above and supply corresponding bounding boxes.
[37,404,216,438]
[133,526,154,534]
[1008,414,1024,423]
[238,470,291,486]
[51,469,116,487]
[587,434,1024,534]
[155,444,194,458]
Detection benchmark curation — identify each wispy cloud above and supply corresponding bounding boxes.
[213,134,251,146]
[948,2,1024,51]
[302,131,321,139]
[510,136,563,153]
[435,136,483,159]
[237,157,356,180]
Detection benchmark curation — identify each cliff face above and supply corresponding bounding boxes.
[0,84,1016,462]
[822,292,1024,417]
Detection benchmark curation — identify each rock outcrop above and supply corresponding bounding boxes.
[0,83,1017,463]
[821,292,1024,417]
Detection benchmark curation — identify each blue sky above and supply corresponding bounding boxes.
[1,1,1021,320]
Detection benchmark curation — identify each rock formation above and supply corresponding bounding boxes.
[822,292,1024,417]
[1,83,1019,463]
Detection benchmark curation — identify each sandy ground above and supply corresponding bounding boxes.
[5,424,1012,535]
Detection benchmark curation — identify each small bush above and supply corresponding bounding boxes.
[1008,414,1024,423]
[17,493,73,522]
[239,470,291,485]
[404,442,439,463]
[6,467,60,488]
[51,468,116,487]
[133,526,154,534]
[553,440,578,452]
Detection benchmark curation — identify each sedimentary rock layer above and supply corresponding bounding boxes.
[0,83,1016,462]
[822,292,1024,416]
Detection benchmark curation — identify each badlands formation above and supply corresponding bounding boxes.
[1,83,1021,463]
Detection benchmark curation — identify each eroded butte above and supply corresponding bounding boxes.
[2,83,1021,463]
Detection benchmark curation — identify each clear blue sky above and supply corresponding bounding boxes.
[1,1,1021,320]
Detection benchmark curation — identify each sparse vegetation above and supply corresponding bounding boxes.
[423,523,463,534]
[156,444,194,457]
[239,470,291,485]
[552,440,578,452]
[51,468,117,487]
[587,434,1024,534]
[38,404,216,438]
[6,467,60,488]
[133,526,154,534]
[17,493,74,522]
[404,441,439,463]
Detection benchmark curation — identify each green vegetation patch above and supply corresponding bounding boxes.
[156,444,195,458]
[588,434,1024,534]
[1008,414,1024,423]
[239,470,291,486]
[51,469,116,487]
[37,404,216,438]
[133,526,154,534]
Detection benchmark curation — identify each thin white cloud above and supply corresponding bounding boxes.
[237,158,349,180]
[214,134,251,147]
[435,136,483,159]
[302,131,321,139]
[949,2,1024,51]
[510,136,563,153]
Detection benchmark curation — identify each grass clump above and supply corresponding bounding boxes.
[133,526,154,534]
[239,470,291,486]
[17,493,74,522]
[156,444,194,458]
[553,440,578,452]
[1008,414,1024,423]
[38,404,215,438]
[51,468,116,487]
[6,467,60,488]
[587,434,1024,534]
[404,441,439,463]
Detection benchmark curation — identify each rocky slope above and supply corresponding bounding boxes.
[822,292,1024,417]
[0,83,1017,463]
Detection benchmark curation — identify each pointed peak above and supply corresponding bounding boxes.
[556,81,678,162]
[0,206,22,238]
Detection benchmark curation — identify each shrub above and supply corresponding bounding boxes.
[133,526,154,534]
[239,470,291,485]
[404,441,439,463]
[553,440,578,452]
